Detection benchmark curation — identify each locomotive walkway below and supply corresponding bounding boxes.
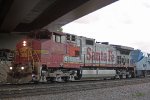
[0,78,150,99]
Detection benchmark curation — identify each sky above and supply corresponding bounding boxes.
[62,0,150,53]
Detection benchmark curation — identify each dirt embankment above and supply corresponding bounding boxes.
[0,61,11,83]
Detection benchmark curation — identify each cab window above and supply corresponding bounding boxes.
[86,39,94,45]
[53,34,61,43]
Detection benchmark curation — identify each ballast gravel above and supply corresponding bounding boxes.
[4,82,150,100]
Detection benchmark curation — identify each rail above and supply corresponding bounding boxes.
[1,78,150,99]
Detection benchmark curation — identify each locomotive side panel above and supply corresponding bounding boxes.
[40,40,65,68]
[114,45,134,68]
[63,34,82,68]
[79,36,116,67]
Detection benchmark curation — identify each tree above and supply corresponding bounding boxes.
[57,27,63,32]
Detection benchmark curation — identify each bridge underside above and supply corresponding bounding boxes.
[0,0,118,33]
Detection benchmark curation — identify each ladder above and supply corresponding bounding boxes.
[27,43,41,71]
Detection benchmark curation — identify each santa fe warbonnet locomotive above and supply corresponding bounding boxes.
[7,30,136,83]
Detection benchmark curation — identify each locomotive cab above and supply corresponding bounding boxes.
[7,30,75,83]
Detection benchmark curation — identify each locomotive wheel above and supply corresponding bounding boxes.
[75,70,82,80]
[74,74,82,80]
[126,74,132,78]
[47,77,55,83]
[62,76,69,82]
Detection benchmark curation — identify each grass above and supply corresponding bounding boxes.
[132,92,145,97]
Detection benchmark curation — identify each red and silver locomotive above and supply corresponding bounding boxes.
[8,30,135,83]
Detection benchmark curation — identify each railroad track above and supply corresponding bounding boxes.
[1,78,150,99]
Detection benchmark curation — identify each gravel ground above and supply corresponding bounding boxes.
[3,82,150,100]
[0,62,9,83]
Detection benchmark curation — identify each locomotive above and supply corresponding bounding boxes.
[0,49,14,61]
[7,30,135,83]
[130,50,150,77]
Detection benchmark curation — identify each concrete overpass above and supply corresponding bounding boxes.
[0,0,118,49]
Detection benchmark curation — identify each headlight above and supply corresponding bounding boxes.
[10,67,13,70]
[21,66,24,70]
[23,40,27,46]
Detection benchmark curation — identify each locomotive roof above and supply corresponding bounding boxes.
[111,44,134,51]
[29,29,66,37]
